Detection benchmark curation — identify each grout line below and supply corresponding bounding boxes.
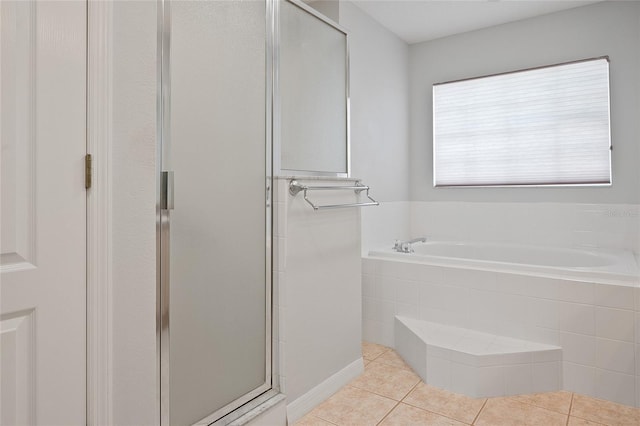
[367,359,414,374]
[406,405,477,426]
[400,381,421,402]
[375,400,402,425]
[566,393,574,426]
[569,415,607,426]
[370,347,392,362]
[507,393,574,416]
[374,376,422,425]
[306,414,339,426]
[362,344,392,363]
[347,382,412,403]
[398,382,482,426]
[471,398,488,425]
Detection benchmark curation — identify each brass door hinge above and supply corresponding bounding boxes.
[85,154,92,189]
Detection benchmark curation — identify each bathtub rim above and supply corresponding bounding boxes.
[367,241,639,287]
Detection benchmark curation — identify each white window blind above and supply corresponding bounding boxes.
[433,57,611,187]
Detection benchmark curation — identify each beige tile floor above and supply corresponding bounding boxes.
[295,342,640,426]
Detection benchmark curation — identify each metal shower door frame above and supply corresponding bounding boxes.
[156,0,277,424]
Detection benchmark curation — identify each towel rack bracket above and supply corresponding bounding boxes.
[289,180,304,196]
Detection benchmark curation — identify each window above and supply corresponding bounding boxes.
[433,57,611,187]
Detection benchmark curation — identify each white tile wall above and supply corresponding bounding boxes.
[273,180,288,395]
[364,257,640,407]
[559,332,596,366]
[558,302,595,336]
[361,201,410,255]
[595,283,636,310]
[361,202,638,257]
[410,202,639,252]
[532,362,562,393]
[563,362,597,396]
[595,369,636,407]
[274,177,363,403]
[596,307,635,342]
[595,338,635,375]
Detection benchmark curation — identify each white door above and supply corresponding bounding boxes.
[1,1,87,424]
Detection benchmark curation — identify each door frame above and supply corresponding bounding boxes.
[87,1,114,424]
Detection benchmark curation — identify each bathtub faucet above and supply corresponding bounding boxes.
[393,237,427,253]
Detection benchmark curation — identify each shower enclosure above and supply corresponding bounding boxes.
[157,0,275,424]
[157,0,348,422]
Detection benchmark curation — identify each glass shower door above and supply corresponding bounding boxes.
[159,0,271,424]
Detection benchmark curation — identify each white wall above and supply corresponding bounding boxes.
[339,1,412,253]
[273,177,363,417]
[340,1,410,202]
[409,1,640,204]
[111,2,158,425]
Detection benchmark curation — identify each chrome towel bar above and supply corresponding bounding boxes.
[289,180,380,211]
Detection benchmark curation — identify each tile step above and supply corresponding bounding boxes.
[395,315,563,398]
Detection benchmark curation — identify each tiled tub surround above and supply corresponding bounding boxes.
[362,256,640,407]
[410,203,640,254]
[361,202,640,262]
[395,316,563,398]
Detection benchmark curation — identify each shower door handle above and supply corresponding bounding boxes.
[161,171,174,210]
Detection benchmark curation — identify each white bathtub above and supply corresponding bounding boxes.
[369,241,639,286]
[363,241,640,407]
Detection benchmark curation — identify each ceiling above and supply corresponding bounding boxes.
[351,0,603,44]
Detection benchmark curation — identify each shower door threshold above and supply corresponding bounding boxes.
[201,390,285,426]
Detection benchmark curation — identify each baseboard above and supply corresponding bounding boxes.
[286,357,364,424]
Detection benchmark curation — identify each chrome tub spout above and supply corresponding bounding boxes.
[393,237,427,253]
